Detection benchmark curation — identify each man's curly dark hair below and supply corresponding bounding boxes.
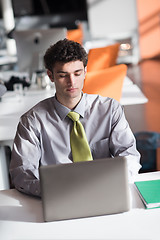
[43,38,88,72]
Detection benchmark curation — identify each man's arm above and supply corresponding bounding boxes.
[109,102,141,177]
[10,115,41,197]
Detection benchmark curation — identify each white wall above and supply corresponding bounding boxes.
[86,0,140,63]
[87,0,138,39]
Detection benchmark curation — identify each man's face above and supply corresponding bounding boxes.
[48,60,86,106]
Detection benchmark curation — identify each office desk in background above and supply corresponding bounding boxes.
[0,171,160,240]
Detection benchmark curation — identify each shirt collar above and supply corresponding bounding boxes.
[73,93,85,118]
[53,93,85,120]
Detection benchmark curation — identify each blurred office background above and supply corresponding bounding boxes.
[0,0,158,132]
[0,0,160,178]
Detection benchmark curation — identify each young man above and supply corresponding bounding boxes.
[10,39,141,197]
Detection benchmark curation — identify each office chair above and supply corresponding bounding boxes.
[83,64,127,102]
[87,43,120,72]
[67,24,83,45]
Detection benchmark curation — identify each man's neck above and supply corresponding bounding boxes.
[55,93,83,110]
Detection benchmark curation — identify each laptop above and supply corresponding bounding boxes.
[39,156,130,222]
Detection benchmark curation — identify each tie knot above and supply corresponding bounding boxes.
[68,112,80,122]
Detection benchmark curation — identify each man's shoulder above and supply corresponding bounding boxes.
[21,96,55,119]
[84,93,119,106]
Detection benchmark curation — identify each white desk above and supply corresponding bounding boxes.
[0,171,160,240]
[0,88,55,145]
[120,76,148,105]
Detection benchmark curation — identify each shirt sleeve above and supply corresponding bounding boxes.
[9,114,41,197]
[109,101,141,178]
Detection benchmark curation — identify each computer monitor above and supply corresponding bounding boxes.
[13,28,67,75]
[11,0,88,30]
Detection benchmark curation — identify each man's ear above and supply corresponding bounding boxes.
[84,66,87,76]
[47,70,54,82]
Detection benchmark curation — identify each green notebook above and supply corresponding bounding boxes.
[134,179,160,209]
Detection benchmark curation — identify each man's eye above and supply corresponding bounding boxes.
[75,72,81,76]
[59,75,67,78]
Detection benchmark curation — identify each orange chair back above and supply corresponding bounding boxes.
[67,24,83,45]
[83,64,127,102]
[87,43,120,72]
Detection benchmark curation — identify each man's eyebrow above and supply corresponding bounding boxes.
[57,70,67,74]
[75,69,83,72]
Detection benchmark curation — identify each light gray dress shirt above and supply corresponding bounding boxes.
[10,93,141,196]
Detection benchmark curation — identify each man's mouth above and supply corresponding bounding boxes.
[67,87,77,92]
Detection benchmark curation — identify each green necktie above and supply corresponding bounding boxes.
[68,112,93,162]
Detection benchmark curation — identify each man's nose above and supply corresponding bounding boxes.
[67,74,75,86]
